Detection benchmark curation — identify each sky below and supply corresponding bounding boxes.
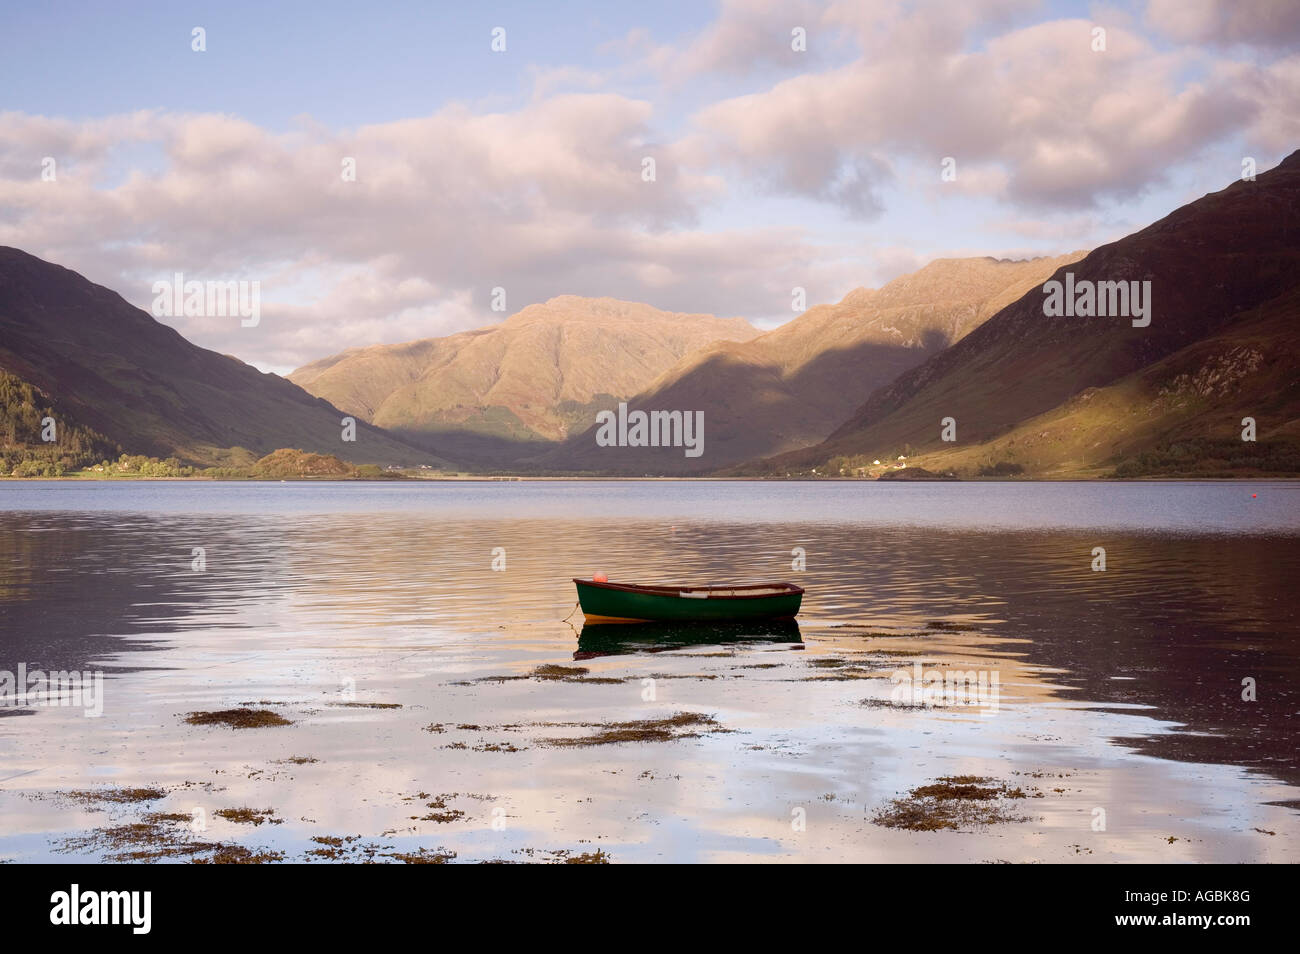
[1,0,1297,374]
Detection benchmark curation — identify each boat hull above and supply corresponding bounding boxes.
[573,579,803,623]
[575,619,802,659]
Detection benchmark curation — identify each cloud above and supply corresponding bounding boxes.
[1145,0,1300,49]
[688,7,1279,211]
[0,95,852,371]
[1,1,1293,375]
[672,0,831,76]
[602,1,844,83]
[1225,55,1300,152]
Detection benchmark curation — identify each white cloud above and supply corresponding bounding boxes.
[0,96,849,369]
[1146,0,1300,48]
[685,1,1300,215]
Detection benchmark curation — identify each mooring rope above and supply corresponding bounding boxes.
[560,600,581,623]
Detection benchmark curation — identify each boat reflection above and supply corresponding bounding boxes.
[574,618,803,659]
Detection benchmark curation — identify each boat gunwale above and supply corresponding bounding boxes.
[572,578,804,600]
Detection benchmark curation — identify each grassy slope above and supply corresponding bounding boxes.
[289,299,759,447]
[834,290,1299,478]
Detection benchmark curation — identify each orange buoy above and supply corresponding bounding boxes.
[593,572,608,583]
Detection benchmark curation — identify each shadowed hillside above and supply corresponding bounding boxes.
[751,151,1300,479]
[544,254,1084,474]
[0,247,444,468]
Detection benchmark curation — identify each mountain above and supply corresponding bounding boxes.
[0,247,443,468]
[542,253,1084,474]
[289,297,759,464]
[756,151,1300,478]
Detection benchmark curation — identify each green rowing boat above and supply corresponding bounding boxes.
[573,578,803,624]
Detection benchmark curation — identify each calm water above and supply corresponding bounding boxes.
[1,480,1297,863]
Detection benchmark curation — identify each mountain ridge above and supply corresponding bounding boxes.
[0,246,443,468]
[749,150,1300,478]
[541,252,1087,474]
[290,296,760,462]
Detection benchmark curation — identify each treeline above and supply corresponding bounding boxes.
[6,442,393,481]
[249,448,384,479]
[0,370,121,476]
[107,454,195,477]
[1111,438,1300,477]
[2,370,408,479]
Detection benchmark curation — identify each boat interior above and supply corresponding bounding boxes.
[576,579,803,598]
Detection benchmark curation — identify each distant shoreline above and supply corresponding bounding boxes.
[2,474,1294,484]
